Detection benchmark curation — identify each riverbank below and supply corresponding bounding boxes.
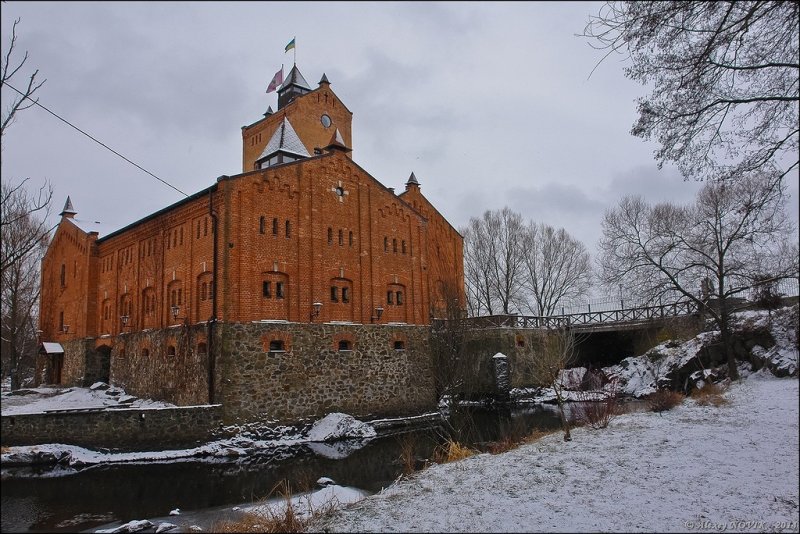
[311,373,799,533]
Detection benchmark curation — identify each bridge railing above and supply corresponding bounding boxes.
[443,299,699,330]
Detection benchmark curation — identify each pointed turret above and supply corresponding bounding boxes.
[318,73,330,86]
[277,65,312,109]
[405,172,420,191]
[263,105,274,118]
[324,128,351,153]
[60,196,77,218]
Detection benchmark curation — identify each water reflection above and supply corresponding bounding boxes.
[1,402,637,532]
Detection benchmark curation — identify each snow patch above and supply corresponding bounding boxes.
[306,413,376,442]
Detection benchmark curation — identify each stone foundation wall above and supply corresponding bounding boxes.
[1,405,223,451]
[110,324,211,406]
[216,322,435,424]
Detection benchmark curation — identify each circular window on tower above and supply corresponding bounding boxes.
[321,114,332,128]
[335,186,345,197]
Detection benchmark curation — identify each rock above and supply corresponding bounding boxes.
[155,523,178,533]
[118,395,137,404]
[90,381,110,390]
[307,413,376,442]
[95,519,153,533]
[169,508,180,516]
[316,476,336,487]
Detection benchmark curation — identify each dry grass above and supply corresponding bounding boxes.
[691,382,729,407]
[520,427,559,444]
[486,435,519,455]
[212,479,337,533]
[398,434,419,475]
[647,389,685,412]
[433,439,478,463]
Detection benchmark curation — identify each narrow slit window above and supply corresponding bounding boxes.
[263,281,272,298]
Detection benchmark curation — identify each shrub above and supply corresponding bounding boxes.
[647,389,684,412]
[573,380,621,429]
[691,382,729,407]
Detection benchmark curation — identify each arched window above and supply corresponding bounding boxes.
[328,227,333,245]
[167,345,176,356]
[338,340,352,351]
[384,237,388,252]
[285,220,291,238]
[272,218,278,235]
[393,238,397,253]
[259,216,266,234]
[394,340,406,351]
[141,348,150,358]
[269,339,285,352]
[402,240,407,254]
[197,342,207,355]
[338,229,343,246]
[349,231,353,246]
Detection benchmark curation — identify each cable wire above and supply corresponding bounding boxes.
[2,81,188,197]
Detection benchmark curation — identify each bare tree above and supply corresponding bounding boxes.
[462,208,526,316]
[1,19,52,389]
[598,171,797,380]
[583,1,799,182]
[1,194,49,389]
[528,327,580,441]
[521,222,592,316]
[1,18,46,140]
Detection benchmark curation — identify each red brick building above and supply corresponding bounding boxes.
[38,65,464,389]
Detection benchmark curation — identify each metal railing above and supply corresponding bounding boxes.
[444,299,699,330]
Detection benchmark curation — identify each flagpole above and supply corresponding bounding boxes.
[293,36,296,66]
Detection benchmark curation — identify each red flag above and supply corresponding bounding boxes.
[266,66,283,93]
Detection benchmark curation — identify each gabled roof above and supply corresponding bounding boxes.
[258,116,310,160]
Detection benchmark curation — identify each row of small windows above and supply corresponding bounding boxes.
[384,237,407,254]
[166,227,184,250]
[102,257,114,273]
[259,217,291,238]
[196,217,210,239]
[328,228,354,247]
[140,238,157,259]
[262,281,286,299]
[330,286,350,303]
[170,288,184,307]
[387,290,404,305]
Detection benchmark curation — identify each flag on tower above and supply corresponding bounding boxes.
[285,38,295,52]
[266,66,283,93]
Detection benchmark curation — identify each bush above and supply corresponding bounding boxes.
[573,379,621,429]
[647,389,684,412]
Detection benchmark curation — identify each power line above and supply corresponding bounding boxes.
[2,81,188,197]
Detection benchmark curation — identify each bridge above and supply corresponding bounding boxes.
[437,299,701,333]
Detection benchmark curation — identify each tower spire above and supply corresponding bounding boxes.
[60,196,77,218]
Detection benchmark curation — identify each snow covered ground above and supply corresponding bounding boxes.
[1,382,176,416]
[312,373,799,533]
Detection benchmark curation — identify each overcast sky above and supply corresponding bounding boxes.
[2,2,797,275]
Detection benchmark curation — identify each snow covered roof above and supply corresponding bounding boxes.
[66,217,116,237]
[280,65,311,91]
[40,342,64,354]
[258,116,310,160]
